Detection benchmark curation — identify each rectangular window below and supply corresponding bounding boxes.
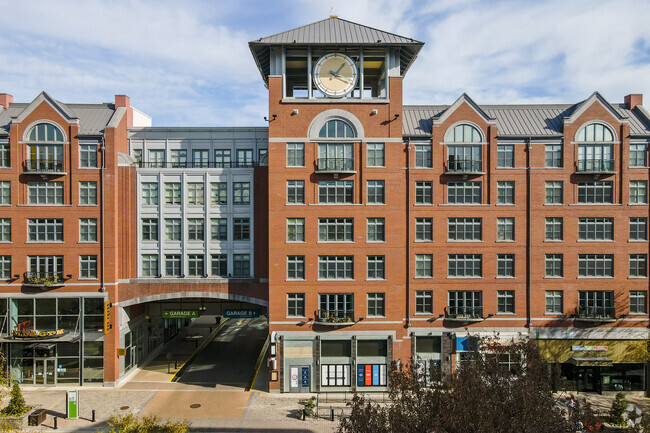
[578,217,613,241]
[630,291,647,314]
[545,144,562,168]
[233,218,250,241]
[27,218,63,242]
[448,291,482,318]
[366,218,384,242]
[187,183,205,205]
[287,180,305,204]
[72,220,99,248]
[28,181,63,205]
[447,218,482,241]
[287,143,305,167]
[497,145,514,168]
[165,183,181,205]
[367,180,385,204]
[414,144,432,168]
[319,294,354,321]
[233,254,250,277]
[630,180,647,204]
[415,290,433,314]
[578,291,614,319]
[287,218,304,242]
[193,149,209,168]
[214,149,231,168]
[318,256,353,280]
[321,364,352,387]
[415,218,433,241]
[165,255,181,277]
[319,218,354,242]
[578,254,614,277]
[545,290,563,314]
[79,144,97,168]
[188,254,205,277]
[211,254,227,277]
[497,290,515,314]
[141,254,159,277]
[415,181,433,204]
[496,181,515,204]
[367,143,385,167]
[148,149,165,167]
[447,145,481,172]
[165,218,181,241]
[415,254,433,278]
[211,182,227,204]
[447,181,481,204]
[0,256,10,279]
[0,143,9,168]
[0,219,10,242]
[545,217,563,241]
[367,256,385,280]
[545,254,563,277]
[287,293,305,317]
[448,254,482,277]
[233,182,250,204]
[79,181,97,205]
[141,218,158,241]
[318,143,353,171]
[630,217,647,241]
[187,218,205,241]
[367,293,385,316]
[141,183,159,205]
[630,254,647,278]
[630,144,647,167]
[237,149,253,167]
[577,181,613,204]
[577,144,613,171]
[497,254,515,278]
[210,218,227,241]
[258,148,267,163]
[170,149,187,168]
[133,149,142,165]
[496,217,515,241]
[318,180,353,204]
[79,255,97,279]
[28,255,63,278]
[545,181,563,204]
[287,256,305,280]
[0,181,9,205]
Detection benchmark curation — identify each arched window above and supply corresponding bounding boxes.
[318,119,355,138]
[576,123,614,142]
[444,123,482,143]
[26,123,64,142]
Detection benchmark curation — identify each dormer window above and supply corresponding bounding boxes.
[444,123,483,175]
[575,122,616,174]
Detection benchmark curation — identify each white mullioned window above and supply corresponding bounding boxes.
[141,254,159,277]
[188,254,205,276]
[287,293,305,317]
[187,218,205,241]
[233,182,250,204]
[233,218,250,241]
[319,218,353,242]
[629,254,647,278]
[79,181,97,205]
[165,255,181,277]
[415,218,433,241]
[141,182,158,205]
[496,217,515,241]
[545,144,562,168]
[415,291,433,313]
[366,217,384,242]
[447,181,481,204]
[211,254,227,277]
[447,218,481,241]
[0,219,10,242]
[0,142,9,168]
[233,254,250,277]
[630,144,647,167]
[367,255,385,280]
[545,254,563,277]
[287,143,305,167]
[414,144,432,168]
[141,219,158,241]
[578,217,613,241]
[629,291,647,314]
[415,254,433,278]
[578,254,614,277]
[545,181,563,204]
[80,255,97,279]
[28,218,63,242]
[497,254,515,278]
[630,180,647,204]
[497,145,514,168]
[415,181,433,204]
[187,183,205,205]
[0,181,9,205]
[165,182,181,205]
[367,143,385,167]
[28,181,63,205]
[448,254,482,277]
[79,144,97,168]
[366,180,385,204]
[497,290,515,313]
[496,181,515,204]
[211,182,227,204]
[287,255,305,280]
[318,256,353,279]
[165,218,181,241]
[287,218,304,242]
[545,217,563,241]
[577,181,613,204]
[287,180,305,204]
[318,180,353,204]
[545,291,563,314]
[0,256,10,279]
[211,218,227,241]
[630,217,647,241]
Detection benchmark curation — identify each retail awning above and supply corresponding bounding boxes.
[0,333,81,344]
[568,357,613,366]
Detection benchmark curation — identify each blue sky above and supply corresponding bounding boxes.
[1,0,649,126]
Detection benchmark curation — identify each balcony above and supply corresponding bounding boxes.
[22,272,66,289]
[315,309,355,326]
[445,306,484,322]
[137,161,258,169]
[575,306,616,322]
[445,159,484,176]
[575,159,616,175]
[315,158,356,174]
[23,159,66,177]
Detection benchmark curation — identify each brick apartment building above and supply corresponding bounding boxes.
[0,17,647,393]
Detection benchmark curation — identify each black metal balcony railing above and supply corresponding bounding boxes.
[23,159,64,173]
[316,309,355,324]
[316,158,355,172]
[23,272,65,287]
[445,159,483,174]
[446,306,483,319]
[576,306,616,320]
[137,161,259,168]
[576,159,615,173]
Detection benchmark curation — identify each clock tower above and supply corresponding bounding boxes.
[250,17,423,392]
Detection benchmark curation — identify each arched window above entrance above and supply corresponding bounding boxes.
[318,119,356,138]
[26,122,65,142]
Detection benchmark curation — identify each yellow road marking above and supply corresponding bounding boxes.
[169,318,229,382]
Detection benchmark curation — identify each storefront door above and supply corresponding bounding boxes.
[34,359,56,386]
[577,367,598,392]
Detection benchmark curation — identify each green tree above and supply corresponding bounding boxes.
[1,384,28,417]
[609,392,627,426]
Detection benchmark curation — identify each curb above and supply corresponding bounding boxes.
[247,334,270,391]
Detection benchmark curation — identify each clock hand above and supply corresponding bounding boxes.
[334,63,345,74]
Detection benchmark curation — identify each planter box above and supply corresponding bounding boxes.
[0,407,38,430]
[28,408,46,426]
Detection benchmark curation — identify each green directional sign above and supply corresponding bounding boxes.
[162,310,200,319]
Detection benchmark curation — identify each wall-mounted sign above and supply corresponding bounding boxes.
[223,309,259,318]
[162,310,200,319]
[572,345,608,351]
[116,348,127,357]
[11,329,64,338]
[104,301,112,334]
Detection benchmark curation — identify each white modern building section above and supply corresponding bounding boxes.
[128,127,268,279]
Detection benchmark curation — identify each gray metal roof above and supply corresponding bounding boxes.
[250,17,423,85]
[0,101,117,136]
[403,103,650,138]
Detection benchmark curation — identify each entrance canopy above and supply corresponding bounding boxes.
[568,356,614,366]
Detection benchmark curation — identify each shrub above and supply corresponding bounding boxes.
[1,384,29,417]
[609,392,627,425]
[104,413,191,433]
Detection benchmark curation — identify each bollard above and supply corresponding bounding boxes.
[92,409,96,422]
[53,416,57,430]
[301,410,306,421]
[330,407,334,421]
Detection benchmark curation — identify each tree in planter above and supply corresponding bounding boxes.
[1,384,29,417]
[338,338,594,433]
[609,392,627,426]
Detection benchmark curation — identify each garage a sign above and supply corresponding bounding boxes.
[162,310,200,319]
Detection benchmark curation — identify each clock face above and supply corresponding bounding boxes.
[313,53,358,98]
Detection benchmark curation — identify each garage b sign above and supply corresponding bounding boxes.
[223,309,259,318]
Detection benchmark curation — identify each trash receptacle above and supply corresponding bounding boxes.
[28,408,46,426]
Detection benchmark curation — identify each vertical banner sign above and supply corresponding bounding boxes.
[104,301,112,334]
[67,390,78,419]
[357,365,364,386]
